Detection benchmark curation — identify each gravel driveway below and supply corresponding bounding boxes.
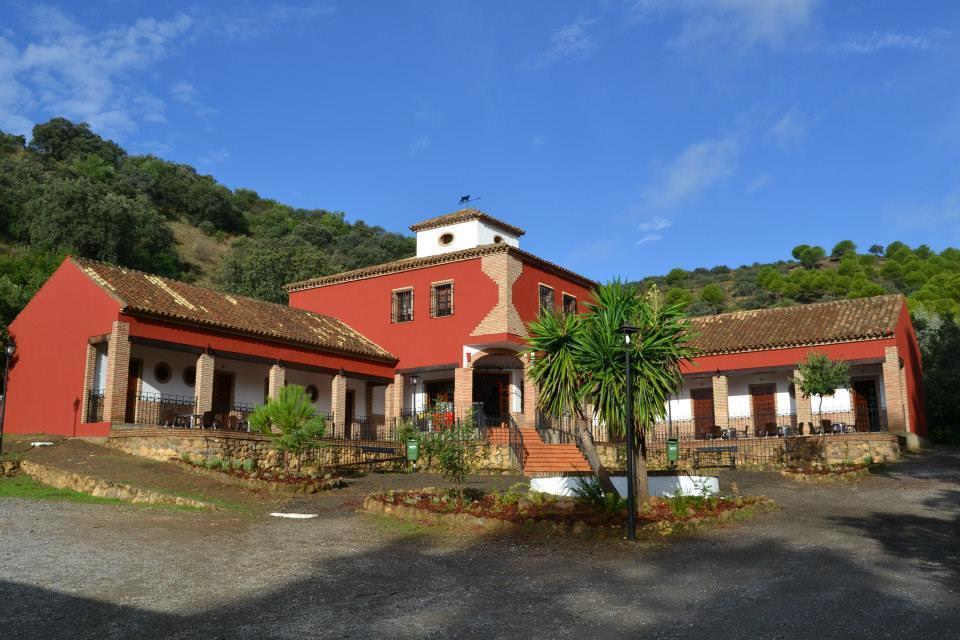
[1,449,958,639]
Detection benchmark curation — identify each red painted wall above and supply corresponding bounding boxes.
[682,339,895,375]
[123,315,396,379]
[512,260,594,323]
[289,258,499,369]
[895,304,926,436]
[6,260,120,436]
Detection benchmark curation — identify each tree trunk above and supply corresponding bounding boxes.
[631,427,651,510]
[573,413,616,494]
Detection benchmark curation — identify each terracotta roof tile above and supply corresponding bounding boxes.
[72,258,395,362]
[409,208,526,236]
[689,295,904,355]
[284,243,596,291]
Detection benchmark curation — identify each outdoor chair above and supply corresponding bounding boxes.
[763,423,778,438]
[710,425,724,439]
[722,427,738,440]
[820,419,833,434]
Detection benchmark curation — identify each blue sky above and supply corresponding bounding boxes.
[1,1,958,281]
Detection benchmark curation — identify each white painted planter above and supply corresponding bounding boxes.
[530,474,719,498]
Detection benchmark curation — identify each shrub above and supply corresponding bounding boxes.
[572,476,625,515]
[250,384,326,455]
[243,459,254,473]
[419,419,480,498]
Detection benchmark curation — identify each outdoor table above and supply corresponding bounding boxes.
[174,413,204,429]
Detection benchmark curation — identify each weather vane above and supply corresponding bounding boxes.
[459,195,480,206]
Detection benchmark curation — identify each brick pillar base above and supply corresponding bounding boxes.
[711,374,729,429]
[332,374,347,434]
[81,343,98,423]
[454,367,473,416]
[883,346,907,432]
[195,353,215,414]
[523,363,538,426]
[794,369,813,430]
[268,364,285,400]
[103,321,131,423]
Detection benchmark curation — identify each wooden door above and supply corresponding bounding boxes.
[750,384,777,435]
[852,380,879,432]
[124,360,142,423]
[690,388,714,438]
[211,372,233,427]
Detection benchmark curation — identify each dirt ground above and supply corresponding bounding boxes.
[1,441,959,639]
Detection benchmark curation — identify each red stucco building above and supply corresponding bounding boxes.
[4,208,926,465]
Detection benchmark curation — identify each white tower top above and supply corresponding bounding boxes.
[409,209,525,258]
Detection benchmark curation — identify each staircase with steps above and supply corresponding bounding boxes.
[512,421,591,476]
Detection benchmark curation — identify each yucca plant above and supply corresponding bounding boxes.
[527,281,696,507]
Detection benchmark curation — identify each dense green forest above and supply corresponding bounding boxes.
[0,118,415,338]
[634,241,960,319]
[1,118,958,441]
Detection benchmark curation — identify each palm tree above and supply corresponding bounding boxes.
[527,281,696,507]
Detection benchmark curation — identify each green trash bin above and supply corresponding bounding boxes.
[666,438,680,463]
[406,438,420,463]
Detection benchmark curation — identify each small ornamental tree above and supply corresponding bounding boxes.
[250,385,326,470]
[794,352,850,414]
[420,406,480,498]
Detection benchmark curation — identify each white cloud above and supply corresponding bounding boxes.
[630,0,818,51]
[644,136,739,209]
[204,2,334,41]
[831,31,949,55]
[531,17,596,69]
[767,107,806,147]
[0,7,192,138]
[638,217,671,232]
[635,233,663,245]
[409,135,430,156]
[170,81,198,105]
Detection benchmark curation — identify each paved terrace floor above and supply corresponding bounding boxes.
[1,445,959,639]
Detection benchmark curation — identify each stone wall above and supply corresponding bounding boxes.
[106,429,519,475]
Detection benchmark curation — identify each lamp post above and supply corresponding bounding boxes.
[0,343,14,455]
[619,325,641,541]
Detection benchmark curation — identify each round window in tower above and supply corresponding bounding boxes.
[493,235,503,244]
[305,384,320,403]
[439,233,454,246]
[183,365,196,388]
[154,362,172,384]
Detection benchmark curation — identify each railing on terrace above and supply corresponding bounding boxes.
[396,407,496,441]
[325,414,391,441]
[133,393,196,427]
[86,390,105,422]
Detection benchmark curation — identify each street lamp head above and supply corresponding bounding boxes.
[409,375,419,386]
[618,325,641,345]
[4,344,13,357]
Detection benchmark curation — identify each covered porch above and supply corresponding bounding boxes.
[82,319,394,440]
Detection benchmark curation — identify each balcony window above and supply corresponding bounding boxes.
[391,288,414,323]
[431,282,454,318]
[538,284,555,314]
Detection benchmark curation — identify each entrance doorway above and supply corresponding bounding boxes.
[211,371,233,427]
[425,380,455,409]
[750,384,777,435]
[852,379,880,432]
[125,360,142,423]
[474,372,510,425]
[344,389,356,438]
[690,387,714,438]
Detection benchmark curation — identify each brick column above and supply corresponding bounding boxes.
[523,362,539,426]
[102,321,130,423]
[711,374,729,429]
[80,343,98,423]
[883,346,907,432]
[267,364,285,400]
[454,367,473,415]
[793,369,813,430]
[331,373,347,434]
[194,353,215,414]
[384,373,403,421]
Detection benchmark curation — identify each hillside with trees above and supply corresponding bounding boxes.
[0,118,415,338]
[635,240,960,320]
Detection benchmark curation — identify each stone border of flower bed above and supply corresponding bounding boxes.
[781,465,871,483]
[19,460,215,510]
[172,458,345,493]
[361,490,776,539]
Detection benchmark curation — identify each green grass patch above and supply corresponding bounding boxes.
[0,474,128,505]
[0,474,204,511]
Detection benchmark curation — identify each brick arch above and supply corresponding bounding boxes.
[469,348,525,369]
